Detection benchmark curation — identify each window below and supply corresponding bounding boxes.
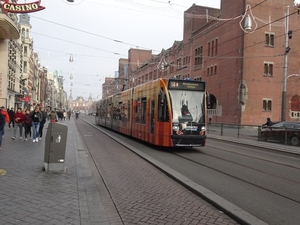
[24,46,27,57]
[194,46,203,69]
[158,91,169,122]
[265,33,274,47]
[23,61,27,73]
[215,38,218,55]
[211,40,214,56]
[263,99,272,111]
[214,64,217,75]
[291,95,300,111]
[210,66,213,76]
[170,61,174,73]
[177,58,182,69]
[208,42,211,56]
[264,62,273,77]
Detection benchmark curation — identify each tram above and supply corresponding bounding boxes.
[95,78,207,147]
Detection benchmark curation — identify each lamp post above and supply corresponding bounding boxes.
[281,6,291,122]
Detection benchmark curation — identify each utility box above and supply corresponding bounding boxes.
[44,122,68,171]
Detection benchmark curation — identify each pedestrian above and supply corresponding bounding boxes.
[12,107,25,140]
[63,111,67,120]
[30,106,43,143]
[12,108,24,140]
[8,107,15,129]
[67,110,71,120]
[0,106,10,137]
[0,109,5,149]
[38,106,47,140]
[49,110,58,122]
[23,109,32,141]
[262,117,273,127]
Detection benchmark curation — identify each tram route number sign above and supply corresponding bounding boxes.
[168,80,205,91]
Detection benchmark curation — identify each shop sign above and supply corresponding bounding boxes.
[3,0,45,13]
[21,97,31,102]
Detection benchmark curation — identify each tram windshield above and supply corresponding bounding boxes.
[168,90,205,123]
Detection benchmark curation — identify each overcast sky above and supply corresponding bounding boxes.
[28,0,220,100]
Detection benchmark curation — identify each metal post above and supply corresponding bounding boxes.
[281,6,289,121]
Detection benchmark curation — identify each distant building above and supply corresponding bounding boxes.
[69,94,93,113]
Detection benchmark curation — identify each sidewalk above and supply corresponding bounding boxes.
[0,119,109,225]
[207,133,300,155]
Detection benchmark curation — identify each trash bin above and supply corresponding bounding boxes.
[44,122,68,171]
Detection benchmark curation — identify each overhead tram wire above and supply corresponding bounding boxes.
[32,47,118,58]
[30,31,127,57]
[30,15,161,53]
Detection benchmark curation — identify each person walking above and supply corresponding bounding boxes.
[12,107,24,140]
[8,107,15,129]
[67,110,71,120]
[49,110,58,122]
[0,109,5,149]
[30,106,43,143]
[23,109,32,141]
[0,106,10,137]
[38,106,47,140]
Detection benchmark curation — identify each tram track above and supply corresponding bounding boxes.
[80,116,300,225]
[169,148,300,205]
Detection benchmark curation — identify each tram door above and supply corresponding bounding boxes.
[150,100,155,134]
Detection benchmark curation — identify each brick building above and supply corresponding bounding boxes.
[102,0,300,125]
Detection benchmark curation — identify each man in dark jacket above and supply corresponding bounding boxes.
[8,107,15,128]
[263,118,273,127]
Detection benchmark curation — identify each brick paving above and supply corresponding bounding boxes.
[76,118,240,225]
[0,116,245,225]
[0,119,109,225]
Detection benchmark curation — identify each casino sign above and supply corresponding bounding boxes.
[2,0,45,13]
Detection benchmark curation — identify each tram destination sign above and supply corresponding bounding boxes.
[168,79,205,91]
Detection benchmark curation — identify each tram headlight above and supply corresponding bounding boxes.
[173,125,179,131]
[199,126,206,135]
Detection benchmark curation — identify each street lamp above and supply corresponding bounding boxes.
[281,6,292,121]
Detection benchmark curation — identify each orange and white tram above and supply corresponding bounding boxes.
[95,78,207,147]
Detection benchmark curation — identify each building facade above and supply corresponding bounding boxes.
[0,8,69,111]
[102,0,300,125]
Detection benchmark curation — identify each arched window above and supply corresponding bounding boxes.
[209,94,217,109]
[22,28,25,38]
[26,29,29,38]
[291,95,300,111]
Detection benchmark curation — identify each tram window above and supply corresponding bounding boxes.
[141,97,146,124]
[135,99,140,123]
[150,100,155,134]
[158,93,169,122]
